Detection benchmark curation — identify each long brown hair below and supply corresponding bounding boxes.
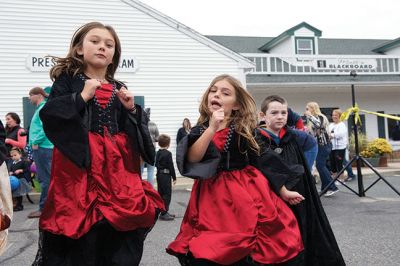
[49,22,121,81]
[198,74,259,152]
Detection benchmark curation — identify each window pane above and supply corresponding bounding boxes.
[297,49,312,54]
[388,115,400,141]
[298,39,312,49]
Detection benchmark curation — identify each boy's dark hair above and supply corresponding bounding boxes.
[260,95,287,113]
[158,134,171,148]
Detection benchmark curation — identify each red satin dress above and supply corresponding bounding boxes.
[167,128,303,265]
[40,84,164,239]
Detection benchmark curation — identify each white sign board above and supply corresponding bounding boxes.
[26,54,139,73]
[313,58,377,70]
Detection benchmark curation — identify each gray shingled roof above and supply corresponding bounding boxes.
[246,74,400,84]
[206,35,391,55]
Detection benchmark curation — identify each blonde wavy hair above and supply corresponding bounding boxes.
[49,22,121,81]
[197,74,259,153]
[306,101,323,116]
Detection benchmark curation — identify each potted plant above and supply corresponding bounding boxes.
[348,132,369,166]
[360,138,393,167]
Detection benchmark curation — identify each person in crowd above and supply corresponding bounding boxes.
[9,147,31,211]
[167,74,304,265]
[343,150,356,181]
[329,109,349,183]
[176,118,191,144]
[0,119,12,255]
[286,108,318,171]
[36,21,164,265]
[287,107,305,130]
[156,134,176,221]
[141,107,159,187]
[27,87,54,219]
[4,112,27,167]
[305,102,339,196]
[255,95,345,266]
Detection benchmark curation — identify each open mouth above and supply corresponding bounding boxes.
[210,99,222,109]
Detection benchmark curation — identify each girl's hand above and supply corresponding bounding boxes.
[5,138,11,144]
[81,79,101,102]
[116,87,134,111]
[279,186,305,205]
[15,169,23,174]
[209,108,225,132]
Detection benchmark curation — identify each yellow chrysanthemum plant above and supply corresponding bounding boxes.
[360,138,393,158]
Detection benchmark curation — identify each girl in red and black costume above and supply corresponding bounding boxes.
[167,74,304,266]
[37,22,164,266]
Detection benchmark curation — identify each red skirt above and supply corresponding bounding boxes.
[39,131,165,239]
[167,166,303,265]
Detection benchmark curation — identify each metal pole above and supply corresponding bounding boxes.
[351,84,365,197]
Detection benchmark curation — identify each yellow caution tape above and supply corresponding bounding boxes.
[341,103,400,125]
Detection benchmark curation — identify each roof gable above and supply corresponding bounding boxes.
[372,37,400,53]
[259,22,322,52]
[123,0,254,68]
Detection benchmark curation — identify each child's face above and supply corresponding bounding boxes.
[207,79,239,117]
[77,28,115,70]
[261,101,288,132]
[5,115,17,128]
[10,151,21,161]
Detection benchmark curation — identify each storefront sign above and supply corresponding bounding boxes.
[313,58,377,70]
[26,54,139,73]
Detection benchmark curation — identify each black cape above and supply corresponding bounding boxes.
[0,120,7,166]
[39,72,155,169]
[254,126,346,266]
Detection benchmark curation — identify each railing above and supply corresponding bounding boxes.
[241,53,400,75]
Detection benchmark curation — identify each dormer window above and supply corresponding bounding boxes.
[296,37,314,54]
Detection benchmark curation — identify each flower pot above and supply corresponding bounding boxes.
[364,157,380,167]
[379,156,388,167]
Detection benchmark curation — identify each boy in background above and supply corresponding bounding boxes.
[156,134,176,221]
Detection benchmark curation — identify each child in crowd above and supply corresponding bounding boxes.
[167,75,304,265]
[255,95,345,266]
[9,147,31,211]
[37,22,164,265]
[156,134,176,221]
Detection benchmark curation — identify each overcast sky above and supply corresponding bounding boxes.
[139,0,399,40]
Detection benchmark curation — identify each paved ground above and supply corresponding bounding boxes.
[1,167,400,265]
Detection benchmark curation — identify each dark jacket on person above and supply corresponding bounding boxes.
[176,124,252,179]
[254,126,345,266]
[0,120,7,165]
[292,129,317,152]
[156,149,176,181]
[39,72,155,169]
[9,160,29,180]
[176,127,189,145]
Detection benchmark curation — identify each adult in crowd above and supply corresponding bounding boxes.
[27,87,54,219]
[176,118,191,145]
[305,102,338,197]
[4,112,27,167]
[0,119,12,255]
[141,108,159,187]
[329,109,348,182]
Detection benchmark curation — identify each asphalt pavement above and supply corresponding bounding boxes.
[1,171,400,266]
